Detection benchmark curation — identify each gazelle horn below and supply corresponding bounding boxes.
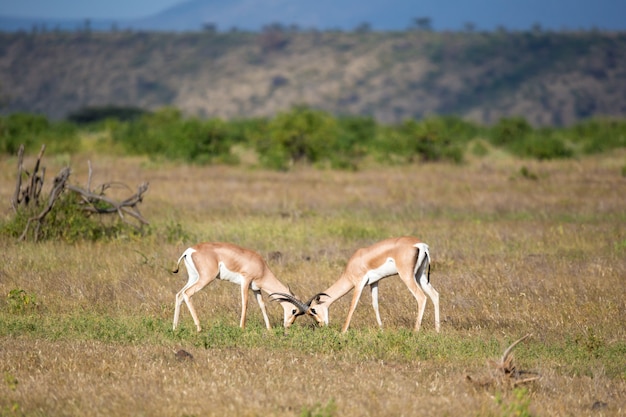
[269,292,309,314]
[305,292,330,306]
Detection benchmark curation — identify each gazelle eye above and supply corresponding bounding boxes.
[292,309,297,315]
[310,308,317,315]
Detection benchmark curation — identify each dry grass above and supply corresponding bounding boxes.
[1,152,625,416]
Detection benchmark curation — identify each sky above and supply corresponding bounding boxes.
[0,0,624,31]
[0,0,180,19]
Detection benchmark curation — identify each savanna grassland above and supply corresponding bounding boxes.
[1,151,625,416]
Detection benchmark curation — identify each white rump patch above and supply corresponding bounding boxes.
[181,248,200,286]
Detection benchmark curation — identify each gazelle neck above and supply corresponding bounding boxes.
[321,274,355,305]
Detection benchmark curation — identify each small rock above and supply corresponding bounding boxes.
[591,401,607,410]
[175,349,194,361]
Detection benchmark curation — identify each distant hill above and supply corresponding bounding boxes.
[130,0,422,32]
[0,0,424,33]
[1,29,625,126]
[0,0,468,33]
[2,0,625,33]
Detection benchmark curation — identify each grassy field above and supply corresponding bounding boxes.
[1,151,625,416]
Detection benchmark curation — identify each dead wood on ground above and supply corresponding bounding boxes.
[12,144,149,241]
[466,333,540,390]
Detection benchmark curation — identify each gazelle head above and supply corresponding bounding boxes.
[306,293,330,326]
[270,292,329,327]
[269,292,310,328]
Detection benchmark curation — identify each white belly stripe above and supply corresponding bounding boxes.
[218,262,259,290]
[362,257,398,286]
[218,262,244,285]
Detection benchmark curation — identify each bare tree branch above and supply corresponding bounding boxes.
[12,145,150,241]
[19,167,70,241]
[11,144,24,212]
[66,182,149,225]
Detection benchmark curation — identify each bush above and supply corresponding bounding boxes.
[255,106,343,170]
[6,289,39,314]
[0,113,79,155]
[490,116,533,147]
[3,107,626,168]
[110,108,238,164]
[0,113,49,154]
[567,118,626,154]
[386,118,465,163]
[1,192,143,243]
[330,115,377,169]
[509,131,573,160]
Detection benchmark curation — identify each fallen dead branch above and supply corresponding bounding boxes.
[12,144,149,241]
[466,333,540,389]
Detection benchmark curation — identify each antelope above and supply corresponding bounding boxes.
[172,242,307,332]
[272,237,440,333]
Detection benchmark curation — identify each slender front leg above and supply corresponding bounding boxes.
[342,283,366,333]
[239,285,249,328]
[254,289,272,330]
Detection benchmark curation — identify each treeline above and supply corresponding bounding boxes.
[2,105,626,170]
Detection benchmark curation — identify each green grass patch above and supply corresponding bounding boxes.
[3,311,624,379]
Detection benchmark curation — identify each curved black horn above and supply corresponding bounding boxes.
[269,292,309,313]
[305,292,330,306]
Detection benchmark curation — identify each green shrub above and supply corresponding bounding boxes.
[510,132,573,160]
[0,113,80,155]
[0,113,49,154]
[256,105,343,169]
[3,107,626,167]
[567,118,626,154]
[6,289,38,314]
[320,116,374,170]
[470,140,490,157]
[397,117,465,163]
[110,108,238,164]
[490,116,533,147]
[1,192,144,243]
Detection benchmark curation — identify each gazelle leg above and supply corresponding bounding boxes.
[370,282,383,327]
[182,287,204,332]
[173,286,189,330]
[254,289,271,330]
[398,264,428,332]
[420,276,440,332]
[342,282,367,333]
[412,289,428,332]
[239,285,249,328]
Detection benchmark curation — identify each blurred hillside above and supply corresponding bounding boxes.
[1,28,625,125]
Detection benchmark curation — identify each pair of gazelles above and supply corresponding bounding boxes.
[172,236,440,333]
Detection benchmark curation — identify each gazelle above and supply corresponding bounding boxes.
[273,237,440,333]
[172,242,307,332]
